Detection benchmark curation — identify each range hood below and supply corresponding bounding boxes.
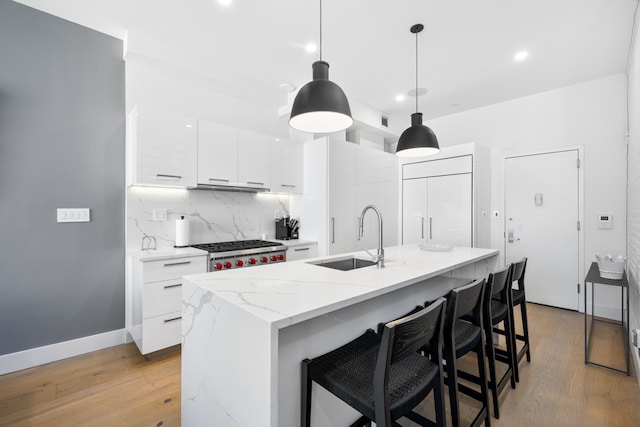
[194,183,270,193]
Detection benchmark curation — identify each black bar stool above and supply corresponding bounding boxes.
[508,258,531,382]
[301,298,448,427]
[461,266,517,419]
[432,278,491,427]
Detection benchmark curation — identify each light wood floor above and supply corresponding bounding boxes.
[1,304,639,426]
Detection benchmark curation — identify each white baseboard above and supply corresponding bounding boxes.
[0,329,126,375]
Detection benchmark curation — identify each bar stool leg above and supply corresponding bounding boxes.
[301,359,312,427]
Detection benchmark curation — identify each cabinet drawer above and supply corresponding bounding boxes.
[287,244,318,261]
[143,279,182,318]
[141,311,182,354]
[142,256,206,283]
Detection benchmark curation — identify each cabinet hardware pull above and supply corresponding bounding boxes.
[163,261,191,267]
[281,184,296,188]
[331,217,335,244]
[163,283,182,289]
[294,247,310,252]
[156,174,181,179]
[164,316,182,323]
[209,178,230,183]
[421,217,425,239]
[247,181,264,186]
[429,217,433,240]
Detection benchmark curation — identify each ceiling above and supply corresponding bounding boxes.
[14,0,639,124]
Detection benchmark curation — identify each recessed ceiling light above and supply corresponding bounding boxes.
[515,51,528,61]
[305,43,317,53]
[396,94,405,102]
[407,88,428,97]
[218,0,232,6]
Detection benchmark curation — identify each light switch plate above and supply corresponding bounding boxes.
[57,208,90,223]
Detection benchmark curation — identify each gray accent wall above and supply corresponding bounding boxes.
[0,1,125,355]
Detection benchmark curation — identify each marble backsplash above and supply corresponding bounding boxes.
[127,186,290,250]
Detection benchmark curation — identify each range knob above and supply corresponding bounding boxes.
[261,257,268,263]
[279,254,285,261]
[236,260,244,267]
[271,255,278,262]
[224,261,232,269]
[249,258,257,265]
[215,263,223,271]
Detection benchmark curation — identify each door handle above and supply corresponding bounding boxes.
[429,217,433,240]
[331,217,335,244]
[421,217,424,239]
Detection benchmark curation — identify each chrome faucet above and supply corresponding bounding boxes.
[359,204,384,268]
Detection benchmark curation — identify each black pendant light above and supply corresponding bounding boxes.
[289,0,353,134]
[396,24,440,157]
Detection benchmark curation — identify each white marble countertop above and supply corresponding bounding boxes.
[127,246,208,262]
[273,239,317,247]
[183,245,498,329]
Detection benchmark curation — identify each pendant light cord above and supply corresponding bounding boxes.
[415,29,419,113]
[319,0,323,61]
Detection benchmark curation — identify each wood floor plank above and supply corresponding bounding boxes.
[0,304,639,426]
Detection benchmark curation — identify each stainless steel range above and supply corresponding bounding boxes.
[191,240,287,272]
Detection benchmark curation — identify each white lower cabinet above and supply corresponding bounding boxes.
[130,255,207,355]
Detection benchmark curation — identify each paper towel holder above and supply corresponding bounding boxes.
[174,215,190,248]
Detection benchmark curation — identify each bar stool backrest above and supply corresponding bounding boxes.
[511,257,528,291]
[446,278,486,331]
[490,265,512,304]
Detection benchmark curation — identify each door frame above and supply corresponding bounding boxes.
[503,146,585,313]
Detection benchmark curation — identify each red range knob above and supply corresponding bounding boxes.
[249,258,257,265]
[261,257,268,263]
[224,262,232,269]
[279,254,285,261]
[236,260,244,267]
[271,255,278,262]
[215,263,223,271]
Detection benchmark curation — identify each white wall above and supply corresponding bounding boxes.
[391,74,628,315]
[626,4,640,382]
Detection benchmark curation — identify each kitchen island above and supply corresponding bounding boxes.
[181,245,498,427]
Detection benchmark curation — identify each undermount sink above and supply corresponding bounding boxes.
[307,256,377,271]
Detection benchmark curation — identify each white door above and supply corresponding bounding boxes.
[505,150,580,310]
[427,174,472,247]
[402,178,428,245]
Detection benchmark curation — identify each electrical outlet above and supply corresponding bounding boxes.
[152,209,168,221]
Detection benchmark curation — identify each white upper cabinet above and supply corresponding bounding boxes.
[237,129,270,190]
[197,121,239,186]
[271,139,304,194]
[128,107,197,188]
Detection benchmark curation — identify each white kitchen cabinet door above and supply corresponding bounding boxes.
[426,174,472,247]
[197,120,238,186]
[402,178,428,245]
[130,107,197,188]
[328,140,356,255]
[271,139,303,194]
[237,129,271,190]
